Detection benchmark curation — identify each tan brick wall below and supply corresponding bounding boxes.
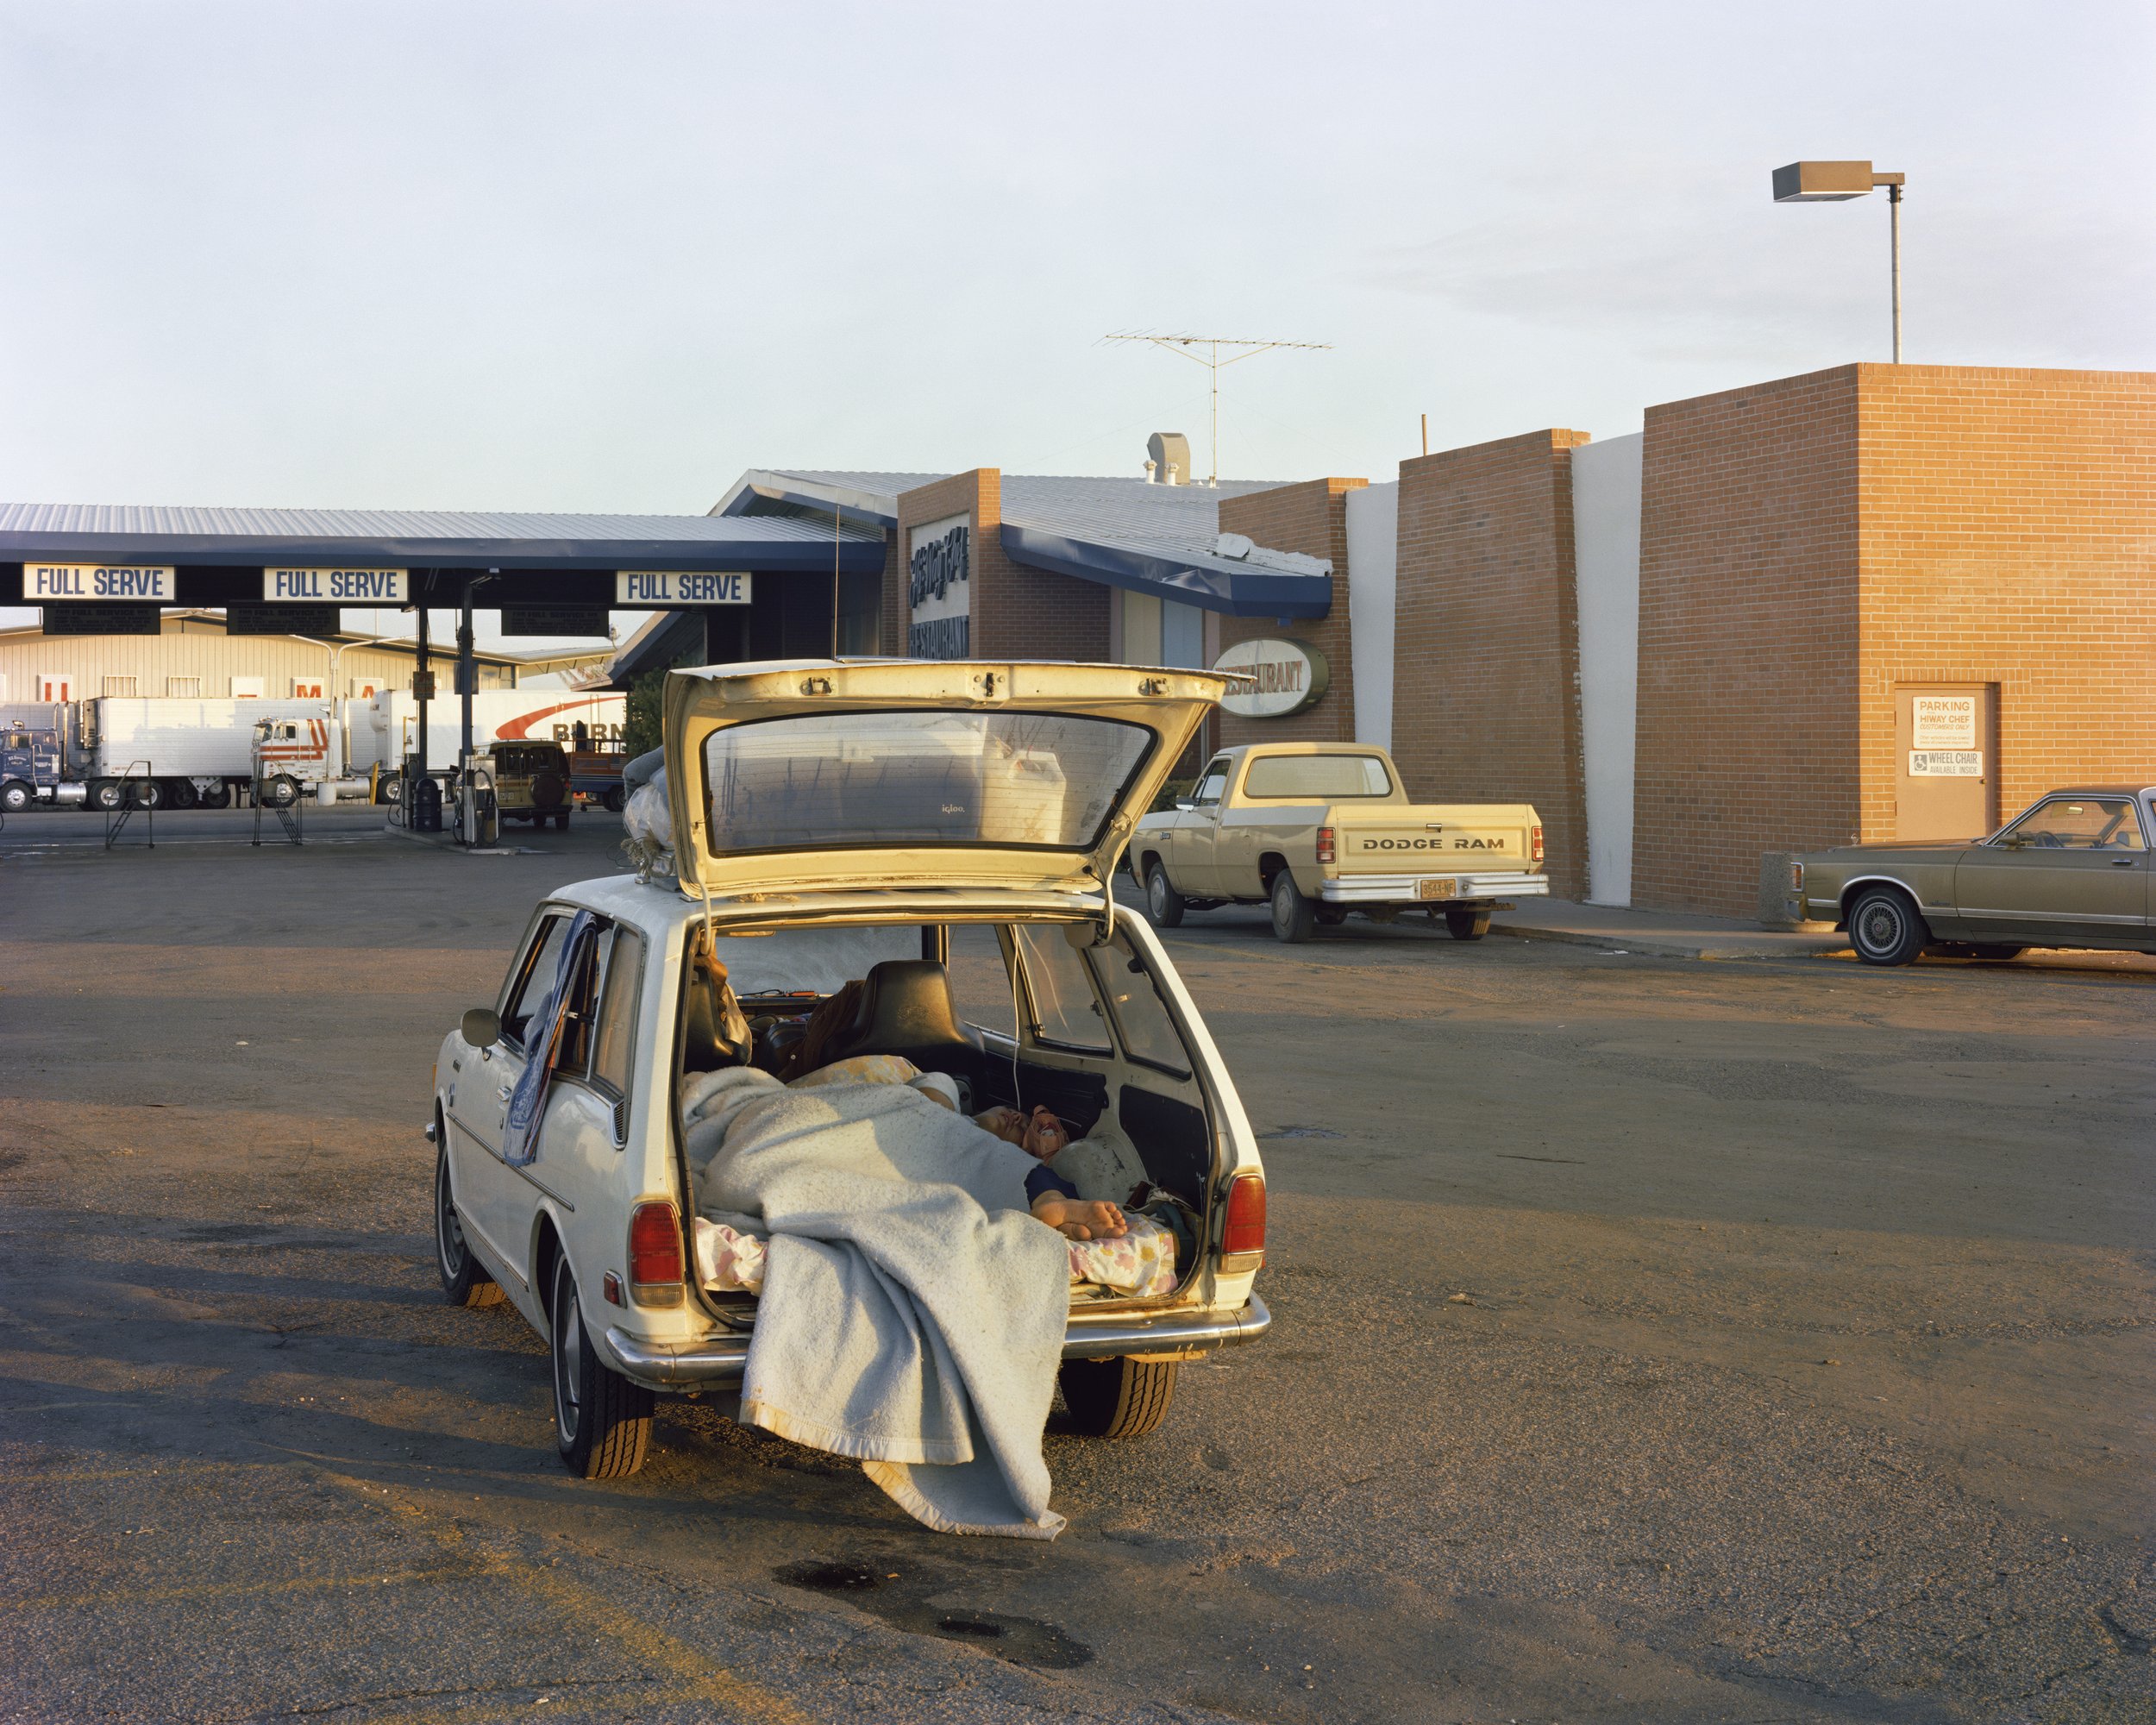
[1631,367,1864,915]
[1631,362,2156,918]
[1853,365,2156,841]
[1213,477,1366,747]
[1390,430,1592,898]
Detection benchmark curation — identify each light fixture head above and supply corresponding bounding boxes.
[1772,160,1877,202]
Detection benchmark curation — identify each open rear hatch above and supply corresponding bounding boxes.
[663,660,1225,919]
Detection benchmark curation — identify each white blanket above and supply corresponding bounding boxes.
[682,1067,1072,1540]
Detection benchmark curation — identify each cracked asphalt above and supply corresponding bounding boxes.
[1,808,2150,1722]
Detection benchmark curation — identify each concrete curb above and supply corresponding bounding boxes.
[381,822,534,857]
[1490,917,1851,962]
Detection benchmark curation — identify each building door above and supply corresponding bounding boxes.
[1895,684,1996,840]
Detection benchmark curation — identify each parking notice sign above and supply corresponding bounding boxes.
[1910,750,1983,777]
[1911,696,1977,750]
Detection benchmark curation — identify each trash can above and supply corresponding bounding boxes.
[411,776,443,832]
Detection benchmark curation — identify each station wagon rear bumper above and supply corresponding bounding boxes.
[603,1293,1272,1391]
[1319,870,1549,904]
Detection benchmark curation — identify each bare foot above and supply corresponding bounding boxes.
[1031,1195,1126,1241]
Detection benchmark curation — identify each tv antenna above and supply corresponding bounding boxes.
[1104,331,1332,485]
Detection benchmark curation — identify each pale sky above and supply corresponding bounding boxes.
[3,0,2150,649]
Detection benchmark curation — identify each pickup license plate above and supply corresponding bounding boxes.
[1416,877,1459,900]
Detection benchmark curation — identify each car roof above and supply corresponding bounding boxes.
[2030,786,2156,800]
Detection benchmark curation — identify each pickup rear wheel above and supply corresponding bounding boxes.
[1059,1357,1178,1439]
[1269,870,1317,943]
[1847,885,1928,967]
[1445,909,1491,941]
[434,1140,504,1308]
[550,1256,653,1479]
[1145,860,1186,928]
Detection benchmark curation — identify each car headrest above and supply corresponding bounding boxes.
[824,960,970,1064]
[680,975,744,1073]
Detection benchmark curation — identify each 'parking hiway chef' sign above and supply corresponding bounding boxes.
[263,568,407,603]
[1910,695,1977,750]
[27,563,174,601]
[617,571,753,605]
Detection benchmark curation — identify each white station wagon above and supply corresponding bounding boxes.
[429,660,1272,1479]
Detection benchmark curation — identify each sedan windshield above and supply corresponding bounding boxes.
[701,709,1151,852]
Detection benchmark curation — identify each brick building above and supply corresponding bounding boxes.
[609,363,2152,919]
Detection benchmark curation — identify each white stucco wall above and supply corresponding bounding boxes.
[1343,480,1397,750]
[1570,433,1643,906]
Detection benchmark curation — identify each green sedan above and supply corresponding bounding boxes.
[1795,787,2155,966]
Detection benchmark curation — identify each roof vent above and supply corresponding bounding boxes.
[1146,431,1192,486]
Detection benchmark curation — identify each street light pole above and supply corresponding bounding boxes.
[1771,160,1907,362]
[1887,179,1902,363]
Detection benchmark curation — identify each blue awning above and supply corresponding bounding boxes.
[999,524,1331,618]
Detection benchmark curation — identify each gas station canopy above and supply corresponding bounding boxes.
[1,502,887,612]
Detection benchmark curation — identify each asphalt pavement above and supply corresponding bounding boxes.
[1,810,2149,1723]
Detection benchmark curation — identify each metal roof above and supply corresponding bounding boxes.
[713,469,1331,618]
[0,502,886,571]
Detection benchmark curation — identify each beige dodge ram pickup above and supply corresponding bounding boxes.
[1131,742,1546,943]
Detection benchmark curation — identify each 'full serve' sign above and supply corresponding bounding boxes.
[617,571,752,605]
[263,568,408,603]
[28,563,175,601]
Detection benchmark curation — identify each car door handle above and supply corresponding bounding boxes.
[2112,857,2137,867]
[498,1082,515,1101]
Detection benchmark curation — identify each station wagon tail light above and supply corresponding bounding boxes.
[1530,824,1545,865]
[1220,1172,1266,1272]
[1316,825,1335,865]
[628,1201,685,1307]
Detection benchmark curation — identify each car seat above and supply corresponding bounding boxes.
[819,960,981,1081]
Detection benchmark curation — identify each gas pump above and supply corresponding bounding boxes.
[454,750,498,848]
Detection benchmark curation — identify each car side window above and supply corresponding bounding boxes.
[1087,933,1194,1079]
[590,926,645,1096]
[1010,925,1113,1052]
[502,913,571,1048]
[1999,797,2146,851]
[1191,759,1231,808]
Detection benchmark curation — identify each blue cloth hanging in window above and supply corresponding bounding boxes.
[503,910,599,1166]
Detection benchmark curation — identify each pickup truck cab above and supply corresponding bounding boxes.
[1131,741,1547,942]
[430,660,1270,1482]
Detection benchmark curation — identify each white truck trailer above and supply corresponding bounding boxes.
[355,689,625,800]
[80,698,334,809]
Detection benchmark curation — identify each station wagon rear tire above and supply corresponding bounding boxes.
[1059,1357,1178,1439]
[1145,861,1186,928]
[550,1256,652,1479]
[1270,871,1316,944]
[0,781,28,814]
[435,1140,504,1309]
[1847,886,1928,967]
[1445,909,1491,941]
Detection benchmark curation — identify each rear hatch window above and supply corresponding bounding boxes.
[703,710,1151,855]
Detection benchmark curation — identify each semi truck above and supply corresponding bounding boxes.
[0,698,336,810]
[0,687,624,812]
